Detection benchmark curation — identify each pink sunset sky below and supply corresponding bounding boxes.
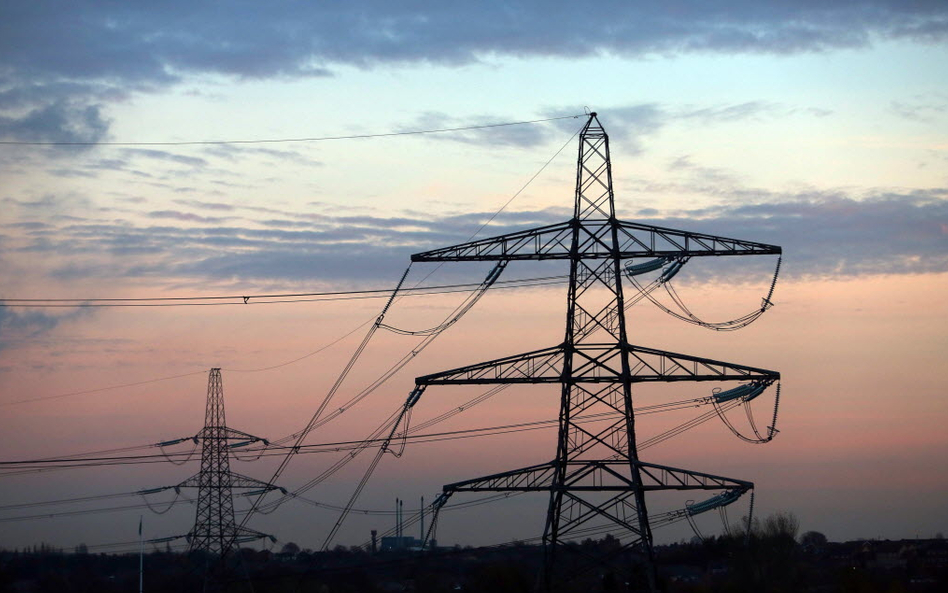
[2,1,947,552]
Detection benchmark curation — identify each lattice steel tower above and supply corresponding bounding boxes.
[413,113,781,591]
[177,368,280,557]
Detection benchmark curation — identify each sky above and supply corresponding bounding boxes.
[1,1,947,553]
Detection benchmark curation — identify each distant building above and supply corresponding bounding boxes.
[380,536,421,551]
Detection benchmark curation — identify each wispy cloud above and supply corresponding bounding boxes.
[0,307,93,353]
[0,99,109,144]
[5,189,945,285]
[890,95,948,122]
[172,199,236,212]
[146,210,230,224]
[122,149,208,168]
[1,3,941,142]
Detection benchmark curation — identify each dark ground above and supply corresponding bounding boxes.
[2,535,946,593]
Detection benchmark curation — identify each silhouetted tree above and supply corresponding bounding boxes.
[800,530,828,549]
[279,541,300,557]
[723,511,802,593]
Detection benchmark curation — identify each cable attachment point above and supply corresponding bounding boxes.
[406,386,426,408]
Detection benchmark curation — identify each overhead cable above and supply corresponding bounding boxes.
[0,114,583,147]
[0,274,565,308]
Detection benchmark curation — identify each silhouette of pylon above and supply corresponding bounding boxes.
[413,113,781,592]
[176,368,280,557]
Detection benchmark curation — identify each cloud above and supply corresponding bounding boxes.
[644,191,948,278]
[551,102,819,154]
[4,3,946,83]
[7,188,945,286]
[596,105,669,153]
[201,144,322,166]
[172,199,236,212]
[122,149,208,168]
[395,111,559,148]
[2,193,92,213]
[391,100,803,153]
[666,154,743,186]
[889,96,948,122]
[679,101,781,123]
[0,99,109,143]
[0,307,92,353]
[146,210,229,224]
[0,3,943,143]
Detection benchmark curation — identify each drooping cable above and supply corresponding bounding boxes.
[378,262,507,336]
[713,382,781,444]
[140,489,186,515]
[5,123,578,414]
[237,263,413,530]
[263,260,507,449]
[158,439,199,466]
[0,392,749,475]
[627,256,782,331]
[320,389,423,551]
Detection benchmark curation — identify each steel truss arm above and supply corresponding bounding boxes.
[415,343,779,385]
[176,471,283,491]
[441,460,753,493]
[180,525,275,545]
[232,526,276,544]
[615,220,781,258]
[411,219,779,262]
[218,427,268,444]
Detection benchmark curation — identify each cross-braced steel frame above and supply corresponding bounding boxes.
[412,113,781,592]
[179,369,278,557]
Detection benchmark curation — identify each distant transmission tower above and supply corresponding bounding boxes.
[176,368,281,557]
[414,113,781,591]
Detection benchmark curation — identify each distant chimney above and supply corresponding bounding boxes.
[371,530,378,554]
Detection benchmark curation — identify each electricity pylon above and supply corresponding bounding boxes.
[177,368,281,557]
[412,113,781,591]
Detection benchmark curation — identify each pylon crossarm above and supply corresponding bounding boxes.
[554,461,751,492]
[228,472,282,490]
[633,461,753,491]
[411,219,779,263]
[412,220,574,262]
[416,343,778,385]
[443,461,559,492]
[233,526,274,544]
[615,220,781,257]
[416,345,565,385]
[441,460,751,494]
[176,471,280,491]
[220,427,268,445]
[626,345,780,382]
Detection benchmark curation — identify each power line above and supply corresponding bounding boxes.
[0,115,583,147]
[0,398,725,472]
[2,123,579,414]
[237,125,585,532]
[0,370,208,408]
[1,277,555,406]
[0,275,566,308]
